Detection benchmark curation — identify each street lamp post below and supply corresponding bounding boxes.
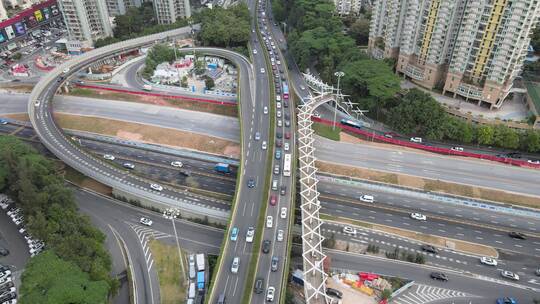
[333,71,345,130]
[164,208,186,282]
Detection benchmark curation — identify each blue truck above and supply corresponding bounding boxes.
[196,271,205,291]
[214,163,231,174]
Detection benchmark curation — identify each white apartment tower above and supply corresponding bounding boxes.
[106,0,143,16]
[369,0,540,109]
[152,0,190,24]
[334,0,363,15]
[58,0,113,47]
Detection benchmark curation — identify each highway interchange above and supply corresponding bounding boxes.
[1,2,538,303]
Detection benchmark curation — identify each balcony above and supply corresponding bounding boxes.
[456,83,484,99]
[404,64,425,81]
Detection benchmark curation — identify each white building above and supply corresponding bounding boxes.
[105,0,143,16]
[57,0,113,48]
[152,0,190,24]
[334,0,362,16]
[0,1,8,21]
[369,0,540,109]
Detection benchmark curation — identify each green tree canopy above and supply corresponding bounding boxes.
[387,89,447,139]
[195,4,250,48]
[348,17,370,46]
[20,251,109,304]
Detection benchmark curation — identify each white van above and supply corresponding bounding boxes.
[359,195,374,203]
[276,95,281,102]
[272,179,278,190]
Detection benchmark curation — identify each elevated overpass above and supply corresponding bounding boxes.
[28,27,256,223]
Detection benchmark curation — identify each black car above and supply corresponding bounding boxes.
[0,292,16,302]
[262,240,271,253]
[178,170,190,177]
[0,266,9,273]
[254,278,264,294]
[506,152,522,158]
[0,248,9,256]
[247,179,256,188]
[508,231,526,240]
[421,244,438,254]
[430,272,448,281]
[276,132,282,139]
[280,186,286,196]
[326,287,343,299]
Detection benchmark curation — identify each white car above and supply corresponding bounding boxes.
[266,286,275,302]
[0,276,11,285]
[501,270,519,281]
[150,184,163,191]
[253,49,257,54]
[263,106,268,114]
[123,163,135,169]
[277,120,282,127]
[359,195,374,203]
[312,111,321,118]
[260,68,265,73]
[528,159,540,164]
[284,142,289,151]
[280,207,287,219]
[276,230,284,242]
[231,257,240,274]
[343,226,356,236]
[300,85,306,90]
[479,256,498,266]
[246,227,255,243]
[262,141,267,150]
[451,146,464,152]
[140,217,153,226]
[266,216,273,228]
[410,212,427,221]
[170,161,183,167]
[410,137,423,143]
[103,154,115,160]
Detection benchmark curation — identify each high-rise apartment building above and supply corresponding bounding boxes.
[152,0,190,24]
[369,0,540,109]
[58,0,113,47]
[106,0,142,16]
[334,0,362,15]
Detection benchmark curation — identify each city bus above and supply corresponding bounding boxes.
[283,153,292,177]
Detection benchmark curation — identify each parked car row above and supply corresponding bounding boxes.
[0,265,16,304]
[2,195,45,257]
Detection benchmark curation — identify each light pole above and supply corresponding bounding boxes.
[333,71,345,130]
[163,208,186,282]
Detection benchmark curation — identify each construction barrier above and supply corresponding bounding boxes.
[74,84,238,106]
[312,116,540,170]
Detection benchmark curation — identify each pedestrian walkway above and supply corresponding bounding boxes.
[401,80,529,121]
[393,283,474,304]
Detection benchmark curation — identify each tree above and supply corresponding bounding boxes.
[11,53,22,60]
[181,75,188,88]
[340,59,400,113]
[531,27,540,54]
[387,89,448,139]
[521,129,540,152]
[381,289,393,300]
[476,125,494,146]
[493,125,519,149]
[204,76,215,90]
[195,5,251,48]
[349,18,370,45]
[20,251,109,304]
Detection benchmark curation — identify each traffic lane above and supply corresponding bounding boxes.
[327,250,539,303]
[314,136,540,197]
[321,221,540,290]
[317,180,540,233]
[74,189,156,304]
[0,93,241,142]
[319,197,540,257]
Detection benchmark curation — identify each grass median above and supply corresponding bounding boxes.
[149,239,187,304]
[312,122,341,141]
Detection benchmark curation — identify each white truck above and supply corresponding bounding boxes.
[188,254,196,279]
[188,282,196,299]
[143,84,152,91]
[196,253,205,272]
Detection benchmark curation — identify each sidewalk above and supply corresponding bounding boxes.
[401,80,529,122]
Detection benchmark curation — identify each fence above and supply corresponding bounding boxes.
[312,117,540,170]
[74,84,237,106]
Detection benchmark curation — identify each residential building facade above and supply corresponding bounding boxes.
[57,0,113,47]
[369,0,540,109]
[105,0,142,16]
[334,0,362,15]
[152,0,190,24]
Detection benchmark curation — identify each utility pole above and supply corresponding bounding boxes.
[333,71,345,130]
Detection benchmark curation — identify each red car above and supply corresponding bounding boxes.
[276,139,282,147]
[285,132,291,139]
[270,195,277,206]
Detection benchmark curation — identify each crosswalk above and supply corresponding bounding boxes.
[393,284,474,304]
[127,222,173,272]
